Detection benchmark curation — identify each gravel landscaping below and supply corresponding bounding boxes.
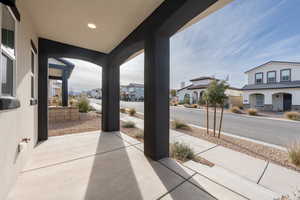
[49,112,101,136]
[175,125,300,172]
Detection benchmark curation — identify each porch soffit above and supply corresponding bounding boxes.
[20,0,164,54]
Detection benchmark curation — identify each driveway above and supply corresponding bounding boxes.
[91,99,300,147]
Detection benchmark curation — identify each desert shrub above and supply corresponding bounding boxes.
[198,99,206,106]
[284,112,300,121]
[288,142,300,167]
[122,121,136,128]
[133,130,144,139]
[192,104,198,108]
[170,142,195,162]
[77,97,90,113]
[247,108,258,116]
[178,101,184,105]
[120,108,126,113]
[230,106,243,114]
[276,189,300,200]
[172,119,191,131]
[69,98,76,107]
[128,108,136,116]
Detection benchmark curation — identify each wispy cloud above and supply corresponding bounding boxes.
[170,0,300,88]
[65,58,102,92]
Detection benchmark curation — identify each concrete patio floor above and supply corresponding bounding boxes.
[7,131,250,200]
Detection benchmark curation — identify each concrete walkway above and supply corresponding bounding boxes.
[121,115,300,198]
[9,131,249,200]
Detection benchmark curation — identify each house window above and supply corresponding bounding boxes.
[30,50,35,99]
[267,71,276,83]
[0,6,16,97]
[256,94,264,107]
[281,69,291,82]
[255,72,263,84]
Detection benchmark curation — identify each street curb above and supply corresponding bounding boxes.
[173,105,300,124]
[188,124,287,152]
[131,111,288,151]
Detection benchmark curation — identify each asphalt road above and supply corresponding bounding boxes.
[91,99,300,147]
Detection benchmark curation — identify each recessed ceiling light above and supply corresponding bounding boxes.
[87,23,96,29]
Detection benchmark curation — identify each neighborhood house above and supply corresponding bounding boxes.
[120,83,144,101]
[242,61,300,111]
[177,77,242,107]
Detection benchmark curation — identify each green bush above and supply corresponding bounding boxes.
[288,142,300,167]
[247,108,258,116]
[172,119,191,131]
[122,121,136,128]
[128,108,136,116]
[284,112,300,121]
[77,97,90,113]
[230,106,243,114]
[198,99,206,106]
[170,142,195,162]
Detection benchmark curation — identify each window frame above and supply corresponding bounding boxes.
[267,71,276,83]
[30,48,37,103]
[0,5,17,97]
[255,72,264,84]
[280,69,291,82]
[0,5,20,110]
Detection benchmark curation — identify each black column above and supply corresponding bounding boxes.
[62,73,68,107]
[144,33,170,160]
[101,61,120,132]
[38,51,48,141]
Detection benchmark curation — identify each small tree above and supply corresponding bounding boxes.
[215,81,229,138]
[205,80,228,137]
[202,92,210,134]
[170,89,177,97]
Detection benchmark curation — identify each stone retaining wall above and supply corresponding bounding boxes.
[49,107,80,122]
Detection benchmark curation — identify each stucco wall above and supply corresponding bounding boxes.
[0,3,38,199]
[246,62,300,84]
[242,88,300,108]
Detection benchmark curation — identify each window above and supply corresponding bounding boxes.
[281,69,291,82]
[30,50,35,99]
[0,6,16,97]
[267,71,276,83]
[255,72,263,84]
[256,94,264,107]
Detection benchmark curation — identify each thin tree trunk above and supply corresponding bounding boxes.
[218,104,224,138]
[206,101,209,135]
[213,105,216,137]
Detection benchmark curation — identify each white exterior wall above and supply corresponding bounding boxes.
[243,88,300,107]
[246,62,300,84]
[0,3,38,199]
[177,87,241,104]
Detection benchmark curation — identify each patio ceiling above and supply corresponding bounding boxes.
[20,0,164,53]
[19,0,232,55]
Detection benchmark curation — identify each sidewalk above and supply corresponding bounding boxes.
[121,115,300,198]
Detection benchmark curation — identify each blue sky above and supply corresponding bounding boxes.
[68,0,300,91]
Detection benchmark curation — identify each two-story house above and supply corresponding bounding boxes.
[242,61,300,111]
[177,76,242,107]
[120,83,144,101]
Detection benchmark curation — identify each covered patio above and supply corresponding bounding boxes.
[1,0,235,199]
[28,0,233,160]
[8,131,244,200]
